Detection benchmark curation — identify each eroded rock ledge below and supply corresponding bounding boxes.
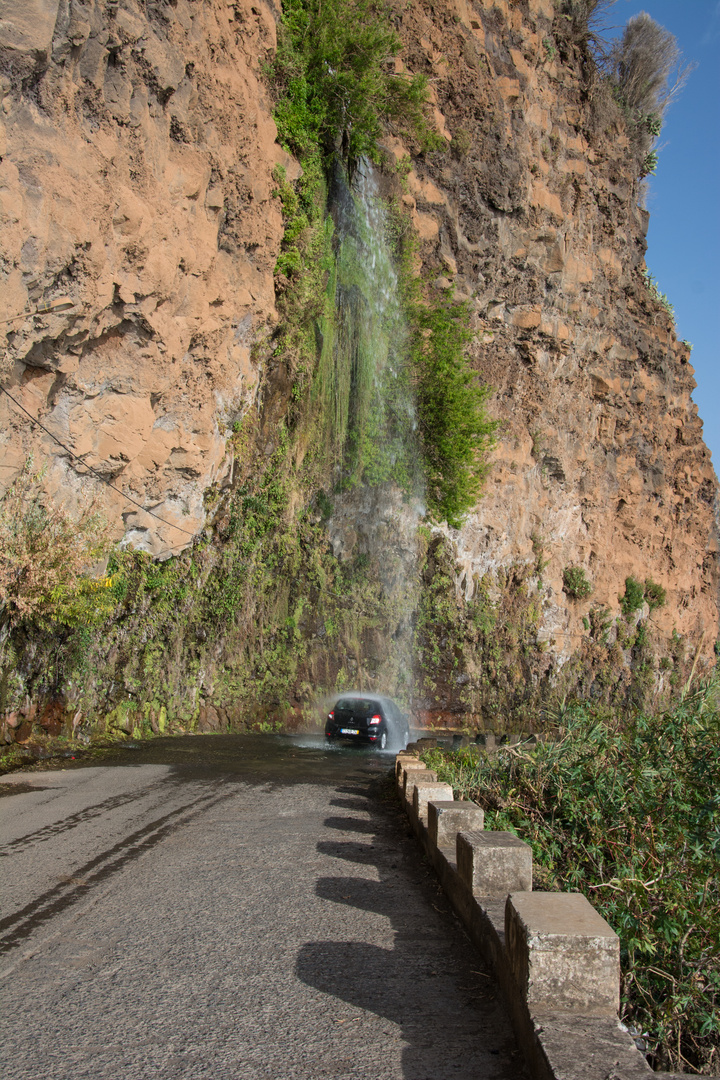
[1,0,292,554]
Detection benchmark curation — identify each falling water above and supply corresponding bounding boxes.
[322,158,426,703]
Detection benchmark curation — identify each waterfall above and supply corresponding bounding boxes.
[322,158,425,703]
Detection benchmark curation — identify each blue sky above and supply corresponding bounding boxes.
[598,1,720,469]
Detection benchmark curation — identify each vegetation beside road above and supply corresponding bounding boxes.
[423,685,720,1075]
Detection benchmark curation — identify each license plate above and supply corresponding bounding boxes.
[340,728,360,735]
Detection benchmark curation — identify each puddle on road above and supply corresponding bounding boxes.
[0,781,50,798]
[57,732,402,789]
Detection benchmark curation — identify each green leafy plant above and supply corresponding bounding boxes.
[410,293,497,528]
[640,149,658,177]
[422,686,720,1073]
[618,576,667,619]
[0,462,115,642]
[620,575,645,616]
[644,578,666,612]
[642,270,675,320]
[271,0,434,164]
[562,565,593,600]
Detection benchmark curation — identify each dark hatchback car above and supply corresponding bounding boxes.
[325,694,410,751]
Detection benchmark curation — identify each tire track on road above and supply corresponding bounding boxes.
[0,782,235,955]
[0,781,180,857]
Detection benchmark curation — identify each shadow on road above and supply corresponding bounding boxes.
[296,775,526,1080]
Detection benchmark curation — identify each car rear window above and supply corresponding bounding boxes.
[335,698,382,719]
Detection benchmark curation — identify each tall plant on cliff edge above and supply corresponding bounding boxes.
[605,12,693,178]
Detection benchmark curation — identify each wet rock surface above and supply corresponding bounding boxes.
[0,735,526,1079]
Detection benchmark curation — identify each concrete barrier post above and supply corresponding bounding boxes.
[399,761,426,790]
[412,782,454,825]
[505,892,620,1016]
[428,801,485,849]
[405,770,438,806]
[395,752,419,784]
[457,830,532,897]
[403,765,434,802]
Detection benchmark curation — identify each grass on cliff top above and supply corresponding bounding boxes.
[422,686,720,1075]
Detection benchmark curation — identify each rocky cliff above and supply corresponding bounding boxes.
[1,0,291,552]
[386,0,719,696]
[1,0,717,735]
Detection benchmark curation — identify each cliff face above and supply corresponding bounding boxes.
[0,0,290,553]
[0,0,717,732]
[386,0,718,664]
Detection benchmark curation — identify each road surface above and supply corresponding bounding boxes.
[0,734,527,1079]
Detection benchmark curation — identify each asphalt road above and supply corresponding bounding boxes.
[0,734,527,1079]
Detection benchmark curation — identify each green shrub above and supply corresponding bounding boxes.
[562,565,593,600]
[620,575,645,616]
[272,0,433,164]
[619,575,667,617]
[644,577,666,611]
[642,270,675,321]
[423,686,720,1072]
[640,149,658,177]
[275,249,303,277]
[410,293,497,528]
[0,462,115,638]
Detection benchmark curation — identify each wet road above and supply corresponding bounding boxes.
[0,735,526,1079]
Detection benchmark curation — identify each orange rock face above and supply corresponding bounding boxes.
[389,0,718,667]
[0,0,288,554]
[0,0,716,699]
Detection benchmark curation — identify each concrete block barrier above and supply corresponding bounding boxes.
[403,766,436,804]
[395,752,419,782]
[428,800,484,849]
[397,761,425,794]
[412,781,454,825]
[393,752,678,1080]
[506,892,620,1016]
[457,829,532,897]
[399,760,426,785]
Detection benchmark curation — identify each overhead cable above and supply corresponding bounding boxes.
[0,384,196,537]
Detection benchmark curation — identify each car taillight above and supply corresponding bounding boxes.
[369,715,382,725]
[328,711,334,720]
